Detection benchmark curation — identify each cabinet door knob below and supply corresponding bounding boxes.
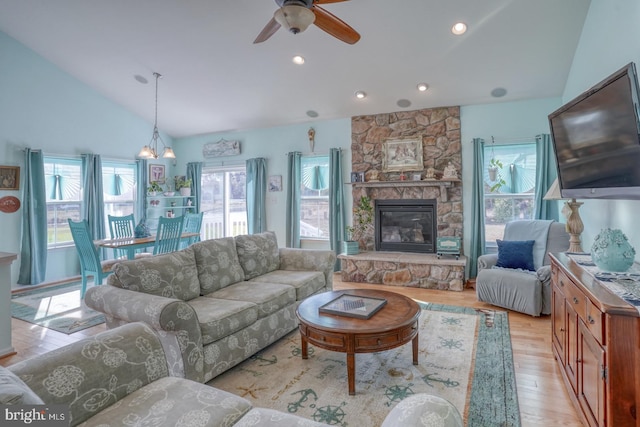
[573,297,579,304]
[588,315,595,324]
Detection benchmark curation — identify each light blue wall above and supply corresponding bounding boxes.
[174,119,353,247]
[559,0,640,254]
[0,31,166,285]
[460,97,563,257]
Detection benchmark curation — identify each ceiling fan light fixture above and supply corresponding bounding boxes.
[274,5,315,35]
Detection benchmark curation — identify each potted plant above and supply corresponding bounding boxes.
[487,158,506,192]
[175,177,193,196]
[488,158,502,181]
[344,195,374,254]
[147,181,163,196]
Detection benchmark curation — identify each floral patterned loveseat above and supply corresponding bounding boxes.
[4,323,462,427]
[85,231,336,384]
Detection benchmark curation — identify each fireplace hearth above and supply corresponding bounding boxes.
[375,199,437,253]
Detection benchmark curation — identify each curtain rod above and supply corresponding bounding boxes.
[284,148,342,156]
[471,136,537,144]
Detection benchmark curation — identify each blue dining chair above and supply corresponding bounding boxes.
[68,219,118,298]
[154,216,185,255]
[107,214,136,258]
[180,212,203,249]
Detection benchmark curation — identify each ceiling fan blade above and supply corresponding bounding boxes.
[312,5,360,44]
[314,0,350,4]
[254,17,281,44]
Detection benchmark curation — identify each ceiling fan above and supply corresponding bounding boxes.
[254,0,360,45]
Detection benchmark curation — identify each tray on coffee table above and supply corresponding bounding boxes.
[318,293,387,319]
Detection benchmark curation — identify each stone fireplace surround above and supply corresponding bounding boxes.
[340,106,466,291]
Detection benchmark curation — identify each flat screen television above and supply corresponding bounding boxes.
[548,62,640,199]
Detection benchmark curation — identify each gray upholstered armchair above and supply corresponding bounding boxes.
[475,220,570,317]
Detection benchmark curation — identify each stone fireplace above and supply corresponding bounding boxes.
[375,199,437,253]
[338,106,466,291]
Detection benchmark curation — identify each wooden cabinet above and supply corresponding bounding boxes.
[551,253,639,427]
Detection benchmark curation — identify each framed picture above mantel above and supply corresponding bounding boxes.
[382,137,424,172]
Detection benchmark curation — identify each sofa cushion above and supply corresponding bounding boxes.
[0,366,44,404]
[209,281,296,319]
[82,376,252,427]
[188,296,259,345]
[235,231,280,280]
[249,270,326,301]
[108,247,200,301]
[192,237,245,295]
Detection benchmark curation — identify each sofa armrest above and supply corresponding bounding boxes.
[278,248,337,290]
[8,322,169,426]
[85,286,205,383]
[477,253,498,271]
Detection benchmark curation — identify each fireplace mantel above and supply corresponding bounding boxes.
[349,178,460,202]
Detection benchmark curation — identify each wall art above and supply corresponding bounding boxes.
[203,139,241,158]
[382,137,424,172]
[0,166,19,190]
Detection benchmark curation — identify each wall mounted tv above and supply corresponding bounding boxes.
[548,62,640,199]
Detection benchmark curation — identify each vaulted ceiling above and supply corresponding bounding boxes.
[0,0,590,138]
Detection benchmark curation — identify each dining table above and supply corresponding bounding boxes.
[94,232,199,260]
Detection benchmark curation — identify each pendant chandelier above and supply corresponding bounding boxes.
[138,72,176,159]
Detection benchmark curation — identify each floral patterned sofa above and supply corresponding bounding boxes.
[85,231,336,384]
[3,322,462,427]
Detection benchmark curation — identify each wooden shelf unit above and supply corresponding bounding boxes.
[550,252,639,427]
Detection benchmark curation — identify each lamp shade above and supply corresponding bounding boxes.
[274,5,315,34]
[543,178,563,200]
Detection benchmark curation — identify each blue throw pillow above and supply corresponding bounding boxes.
[496,239,535,271]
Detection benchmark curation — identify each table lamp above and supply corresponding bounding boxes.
[544,178,584,253]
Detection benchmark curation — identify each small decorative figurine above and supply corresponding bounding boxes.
[425,167,436,179]
[443,162,458,179]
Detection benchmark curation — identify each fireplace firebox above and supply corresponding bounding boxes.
[375,199,437,253]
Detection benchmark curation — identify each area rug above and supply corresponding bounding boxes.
[11,282,105,334]
[208,303,520,426]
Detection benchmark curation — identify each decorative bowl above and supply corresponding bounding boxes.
[163,191,175,197]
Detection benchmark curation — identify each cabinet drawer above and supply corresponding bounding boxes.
[356,331,401,350]
[304,327,345,349]
[553,266,570,296]
[584,299,604,344]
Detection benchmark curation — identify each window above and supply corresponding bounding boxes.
[102,162,138,231]
[45,158,139,247]
[484,143,537,248]
[300,155,329,239]
[45,159,82,247]
[200,166,247,238]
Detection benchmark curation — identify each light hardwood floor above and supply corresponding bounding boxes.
[1,275,583,426]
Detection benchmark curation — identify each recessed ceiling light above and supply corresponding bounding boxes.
[134,75,148,84]
[417,83,429,92]
[355,90,367,99]
[292,55,305,65]
[306,110,319,118]
[397,99,412,108]
[451,22,467,35]
[491,87,508,98]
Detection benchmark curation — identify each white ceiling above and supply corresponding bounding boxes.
[0,0,590,138]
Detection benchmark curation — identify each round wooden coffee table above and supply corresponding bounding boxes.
[296,289,420,395]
